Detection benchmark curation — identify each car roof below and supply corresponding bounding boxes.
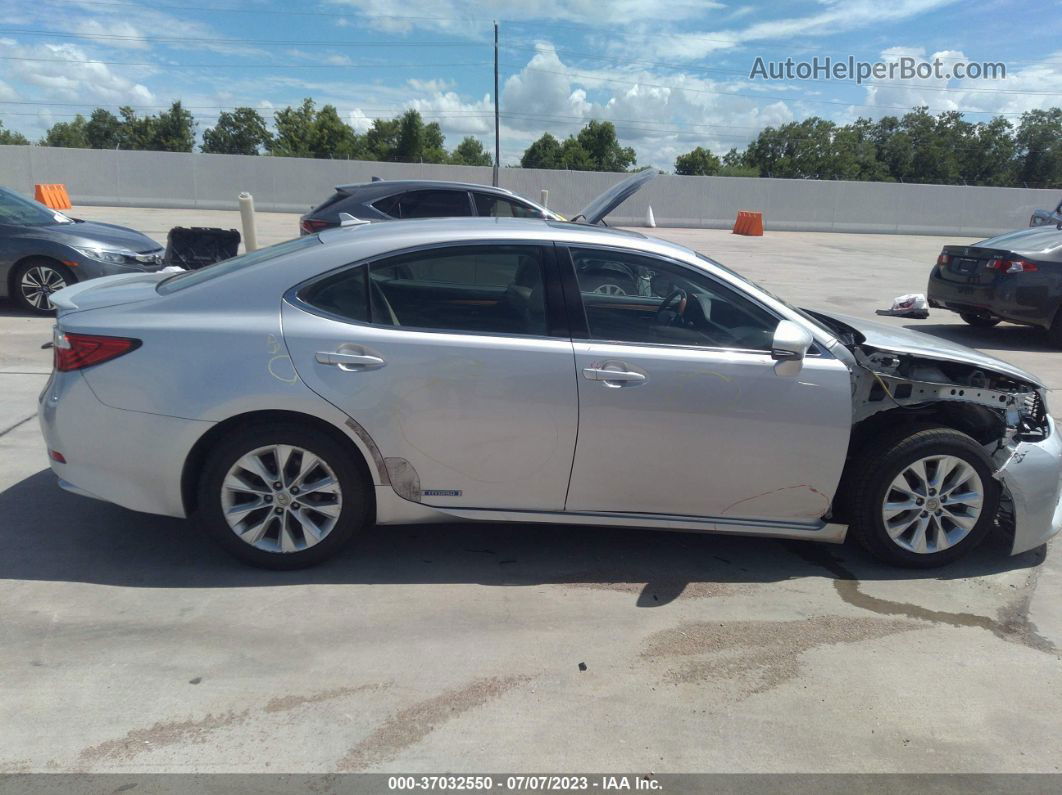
[314,216,690,262]
[333,180,517,198]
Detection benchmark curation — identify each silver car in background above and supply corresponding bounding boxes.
[39,217,1062,569]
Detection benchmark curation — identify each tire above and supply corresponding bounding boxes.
[581,272,637,297]
[959,311,1000,328]
[12,259,74,315]
[1048,308,1062,348]
[849,426,1000,568]
[195,422,370,569]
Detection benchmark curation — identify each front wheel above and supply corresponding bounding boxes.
[13,259,74,314]
[959,311,1000,328]
[849,427,1000,567]
[195,423,370,569]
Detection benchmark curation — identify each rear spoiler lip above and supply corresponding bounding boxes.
[49,272,171,315]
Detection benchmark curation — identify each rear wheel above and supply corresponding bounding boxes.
[13,259,73,314]
[849,426,999,567]
[959,311,1000,328]
[195,423,370,569]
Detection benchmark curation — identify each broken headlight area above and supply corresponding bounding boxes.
[852,347,1050,444]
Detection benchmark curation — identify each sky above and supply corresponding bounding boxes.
[1,0,1061,169]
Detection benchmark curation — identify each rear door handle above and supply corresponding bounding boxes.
[315,351,386,370]
[582,367,646,384]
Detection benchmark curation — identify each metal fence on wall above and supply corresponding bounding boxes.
[1,144,1057,236]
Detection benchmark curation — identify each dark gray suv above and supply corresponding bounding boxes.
[0,187,164,314]
[299,180,562,235]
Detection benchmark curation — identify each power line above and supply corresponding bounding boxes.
[0,55,490,69]
[0,28,475,46]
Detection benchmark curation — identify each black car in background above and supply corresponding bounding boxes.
[299,179,562,235]
[927,226,1062,345]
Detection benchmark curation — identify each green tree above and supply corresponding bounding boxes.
[42,115,89,148]
[559,136,593,170]
[116,106,157,150]
[0,121,28,145]
[310,104,363,159]
[152,100,196,152]
[450,136,493,166]
[202,107,272,155]
[1015,108,1062,188]
[576,120,636,172]
[267,98,318,158]
[85,109,121,149]
[520,132,563,169]
[674,146,720,176]
[365,117,401,160]
[961,116,1015,186]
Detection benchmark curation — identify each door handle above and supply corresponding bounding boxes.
[582,367,646,384]
[315,351,386,370]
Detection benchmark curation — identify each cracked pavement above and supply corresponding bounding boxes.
[1,211,1059,773]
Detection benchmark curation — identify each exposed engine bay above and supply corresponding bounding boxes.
[851,345,1051,445]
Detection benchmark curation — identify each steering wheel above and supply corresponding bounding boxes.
[655,289,688,326]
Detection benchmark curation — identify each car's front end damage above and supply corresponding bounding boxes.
[810,311,1062,555]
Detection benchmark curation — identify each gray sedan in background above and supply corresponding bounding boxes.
[39,216,1061,570]
[0,186,164,314]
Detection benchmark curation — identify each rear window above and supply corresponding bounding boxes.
[311,191,349,214]
[157,235,320,294]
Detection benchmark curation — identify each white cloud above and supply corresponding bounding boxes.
[70,19,149,50]
[0,40,155,106]
[858,48,1062,119]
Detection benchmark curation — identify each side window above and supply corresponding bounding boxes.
[381,190,472,219]
[297,264,369,323]
[369,245,548,336]
[473,193,543,219]
[570,248,778,351]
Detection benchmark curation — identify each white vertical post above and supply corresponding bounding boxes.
[238,192,258,253]
[540,189,549,209]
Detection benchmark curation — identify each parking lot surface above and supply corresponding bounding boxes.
[1,208,1060,773]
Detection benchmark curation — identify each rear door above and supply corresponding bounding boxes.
[282,241,579,511]
[562,246,852,522]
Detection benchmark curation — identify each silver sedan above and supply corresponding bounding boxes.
[38,218,1062,569]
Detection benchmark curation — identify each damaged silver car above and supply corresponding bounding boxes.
[38,216,1061,569]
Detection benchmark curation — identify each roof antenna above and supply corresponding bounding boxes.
[371,176,383,182]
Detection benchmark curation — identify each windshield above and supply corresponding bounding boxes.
[0,187,72,226]
[694,251,840,340]
[157,235,320,294]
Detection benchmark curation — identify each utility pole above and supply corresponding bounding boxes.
[493,19,500,186]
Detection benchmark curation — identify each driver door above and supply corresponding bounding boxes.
[563,246,852,523]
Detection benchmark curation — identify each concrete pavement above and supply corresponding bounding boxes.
[1,209,1059,774]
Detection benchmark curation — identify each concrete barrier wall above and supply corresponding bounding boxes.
[1,144,1057,236]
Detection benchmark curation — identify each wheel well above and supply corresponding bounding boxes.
[7,255,74,296]
[830,402,1004,523]
[180,409,376,518]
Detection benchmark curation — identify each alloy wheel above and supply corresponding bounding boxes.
[880,454,984,554]
[20,265,68,310]
[221,444,343,553]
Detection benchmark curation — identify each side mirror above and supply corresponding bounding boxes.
[771,320,814,376]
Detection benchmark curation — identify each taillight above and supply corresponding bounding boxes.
[1003,259,1038,274]
[54,332,141,371]
[937,252,951,265]
[300,218,331,234]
